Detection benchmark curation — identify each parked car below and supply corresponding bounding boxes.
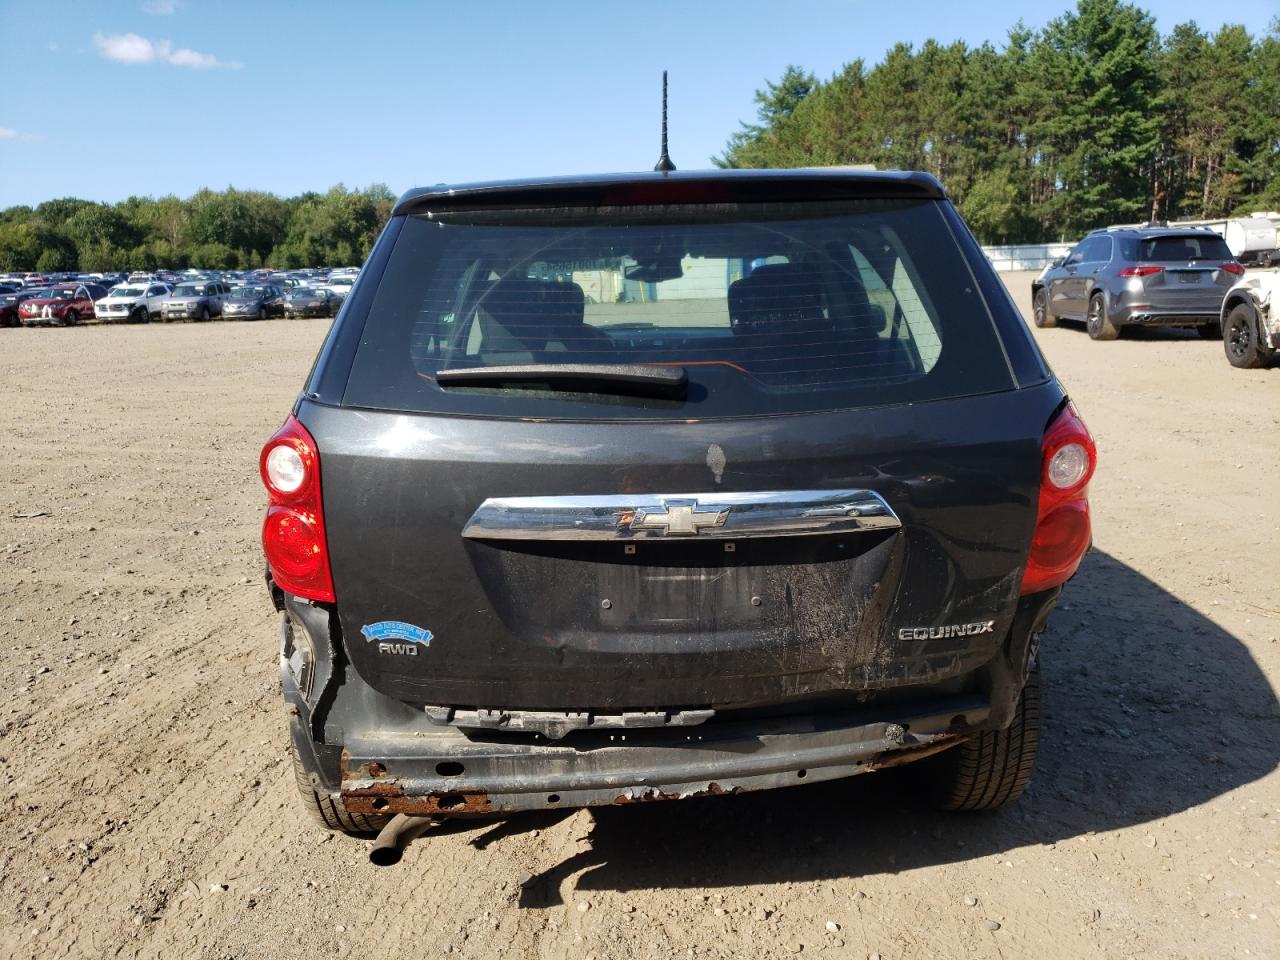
[1032,225,1244,341]
[18,283,107,326]
[161,280,230,322]
[1219,267,1280,368]
[222,284,286,320]
[283,287,341,318]
[263,169,1097,852]
[321,275,355,299]
[94,282,172,323]
[0,287,49,326]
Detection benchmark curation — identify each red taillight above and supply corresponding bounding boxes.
[259,415,334,602]
[1117,265,1163,278]
[1220,262,1245,275]
[1020,403,1097,595]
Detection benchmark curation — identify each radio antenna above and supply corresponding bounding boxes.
[654,70,676,172]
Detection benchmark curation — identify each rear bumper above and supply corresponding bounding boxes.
[329,698,985,817]
[1111,283,1229,327]
[281,586,1059,817]
[1112,305,1220,327]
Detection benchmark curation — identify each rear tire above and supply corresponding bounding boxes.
[1224,303,1270,368]
[1086,294,1118,341]
[1032,288,1057,328]
[1196,322,1222,340]
[290,740,389,835]
[926,667,1040,811]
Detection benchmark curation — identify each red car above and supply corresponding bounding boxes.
[18,283,107,327]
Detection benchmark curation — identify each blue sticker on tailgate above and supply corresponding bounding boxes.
[360,621,433,647]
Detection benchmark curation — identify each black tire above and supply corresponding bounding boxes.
[1032,288,1057,328]
[1196,322,1222,340]
[198,306,210,322]
[63,309,79,326]
[134,306,150,324]
[1085,293,1119,341]
[1223,302,1270,369]
[257,306,267,321]
[926,667,1040,811]
[290,740,389,835]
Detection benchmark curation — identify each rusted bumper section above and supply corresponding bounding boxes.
[336,697,986,817]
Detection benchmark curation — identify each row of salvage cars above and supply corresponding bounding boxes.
[0,280,344,327]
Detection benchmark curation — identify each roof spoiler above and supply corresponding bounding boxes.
[393,169,946,217]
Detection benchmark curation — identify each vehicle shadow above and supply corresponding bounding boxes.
[1051,319,1204,341]
[459,549,1279,902]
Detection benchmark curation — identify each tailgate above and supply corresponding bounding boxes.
[308,383,1059,713]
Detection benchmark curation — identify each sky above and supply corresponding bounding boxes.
[1,0,1276,208]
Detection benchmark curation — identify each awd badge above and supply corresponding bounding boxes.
[361,621,433,656]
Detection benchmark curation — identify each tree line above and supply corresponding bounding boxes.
[715,0,1280,244]
[0,184,396,273]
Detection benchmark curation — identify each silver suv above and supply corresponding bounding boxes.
[161,280,230,322]
[1032,226,1244,340]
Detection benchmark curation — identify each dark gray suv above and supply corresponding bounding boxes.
[1032,226,1244,340]
[261,169,1097,857]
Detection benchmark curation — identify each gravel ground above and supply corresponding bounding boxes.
[0,273,1277,960]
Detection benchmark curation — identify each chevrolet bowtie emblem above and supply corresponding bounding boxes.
[623,499,730,536]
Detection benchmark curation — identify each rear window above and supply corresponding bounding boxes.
[343,199,1015,419]
[1122,234,1233,262]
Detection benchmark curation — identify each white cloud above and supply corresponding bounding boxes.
[143,0,179,13]
[167,46,218,68]
[92,32,241,69]
[47,41,59,52]
[0,127,43,142]
[94,32,155,64]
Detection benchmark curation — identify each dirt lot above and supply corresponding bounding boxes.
[1,271,1277,960]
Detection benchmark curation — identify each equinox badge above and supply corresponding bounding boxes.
[898,621,996,641]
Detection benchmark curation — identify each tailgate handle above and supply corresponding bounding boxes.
[461,489,901,541]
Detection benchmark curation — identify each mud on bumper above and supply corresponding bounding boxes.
[280,590,1057,818]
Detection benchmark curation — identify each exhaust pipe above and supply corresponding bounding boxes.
[368,814,439,866]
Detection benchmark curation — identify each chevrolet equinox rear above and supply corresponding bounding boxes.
[261,170,1096,848]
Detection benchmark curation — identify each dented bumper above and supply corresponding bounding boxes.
[280,587,1057,818]
[334,699,983,817]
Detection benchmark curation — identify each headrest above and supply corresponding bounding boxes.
[480,279,585,325]
[728,263,826,334]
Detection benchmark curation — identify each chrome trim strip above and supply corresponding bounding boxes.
[461,489,901,541]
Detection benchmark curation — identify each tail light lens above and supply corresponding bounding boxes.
[1220,262,1245,275]
[1021,403,1097,595]
[259,415,335,603]
[1118,265,1163,278]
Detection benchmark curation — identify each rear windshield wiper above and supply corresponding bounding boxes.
[435,363,687,399]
